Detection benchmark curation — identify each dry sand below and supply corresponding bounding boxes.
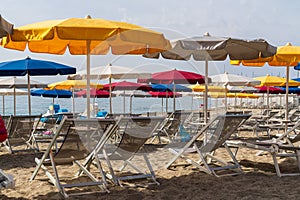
[1,130,300,200]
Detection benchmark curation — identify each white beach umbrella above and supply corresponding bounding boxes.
[0,88,27,115]
[69,64,151,114]
[210,72,261,110]
[0,77,46,115]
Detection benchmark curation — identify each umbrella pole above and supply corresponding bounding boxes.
[13,87,16,116]
[72,87,75,114]
[204,58,208,123]
[166,97,168,113]
[130,95,133,114]
[285,66,290,132]
[225,85,228,111]
[173,83,176,112]
[234,93,237,111]
[86,40,91,119]
[191,93,194,110]
[161,98,163,115]
[123,90,125,113]
[109,77,112,114]
[27,74,31,115]
[267,86,270,118]
[2,95,4,115]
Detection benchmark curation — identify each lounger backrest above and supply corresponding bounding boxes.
[200,114,251,153]
[173,110,192,124]
[54,118,116,161]
[7,115,41,140]
[111,117,164,159]
[163,111,192,137]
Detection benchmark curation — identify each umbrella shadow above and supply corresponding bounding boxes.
[30,169,300,200]
[0,152,42,170]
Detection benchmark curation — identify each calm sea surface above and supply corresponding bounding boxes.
[1,95,209,116]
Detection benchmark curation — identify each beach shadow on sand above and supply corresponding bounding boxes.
[25,171,300,200]
[0,152,42,170]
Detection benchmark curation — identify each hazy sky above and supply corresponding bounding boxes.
[1,0,300,83]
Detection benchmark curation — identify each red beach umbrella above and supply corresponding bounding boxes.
[75,89,115,98]
[138,69,207,111]
[255,86,285,94]
[103,81,151,113]
[138,69,207,84]
[148,91,182,98]
[103,81,151,91]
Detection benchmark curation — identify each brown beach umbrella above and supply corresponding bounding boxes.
[144,32,276,122]
[0,15,13,38]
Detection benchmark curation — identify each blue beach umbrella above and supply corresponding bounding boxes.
[31,89,73,113]
[150,84,192,112]
[150,84,192,92]
[31,89,72,98]
[0,57,76,115]
[277,87,300,94]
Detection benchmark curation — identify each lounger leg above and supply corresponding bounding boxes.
[103,149,118,185]
[94,156,109,187]
[296,150,300,171]
[271,152,282,177]
[49,150,68,198]
[143,154,159,185]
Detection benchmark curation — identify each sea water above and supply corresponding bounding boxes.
[1,95,214,116]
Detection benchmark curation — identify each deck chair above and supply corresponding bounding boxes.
[95,116,165,186]
[152,110,193,143]
[227,120,300,177]
[2,114,42,153]
[30,117,116,198]
[165,114,251,177]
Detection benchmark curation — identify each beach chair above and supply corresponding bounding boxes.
[227,120,300,177]
[152,110,193,143]
[94,116,165,186]
[165,114,251,177]
[30,117,116,198]
[2,114,42,153]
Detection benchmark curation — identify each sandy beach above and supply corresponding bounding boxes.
[0,128,300,200]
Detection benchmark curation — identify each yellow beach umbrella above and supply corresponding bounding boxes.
[254,75,300,87]
[189,84,227,92]
[47,80,103,113]
[228,93,259,99]
[1,15,171,118]
[190,84,227,112]
[47,80,103,90]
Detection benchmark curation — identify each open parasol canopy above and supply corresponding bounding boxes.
[1,15,170,118]
[0,88,27,115]
[0,15,13,38]
[0,77,46,115]
[231,43,300,131]
[143,32,276,122]
[138,69,207,111]
[0,57,76,115]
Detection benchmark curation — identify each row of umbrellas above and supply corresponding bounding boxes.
[0,53,298,115]
[1,15,300,125]
[0,60,299,115]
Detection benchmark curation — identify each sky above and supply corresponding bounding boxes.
[1,0,300,83]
